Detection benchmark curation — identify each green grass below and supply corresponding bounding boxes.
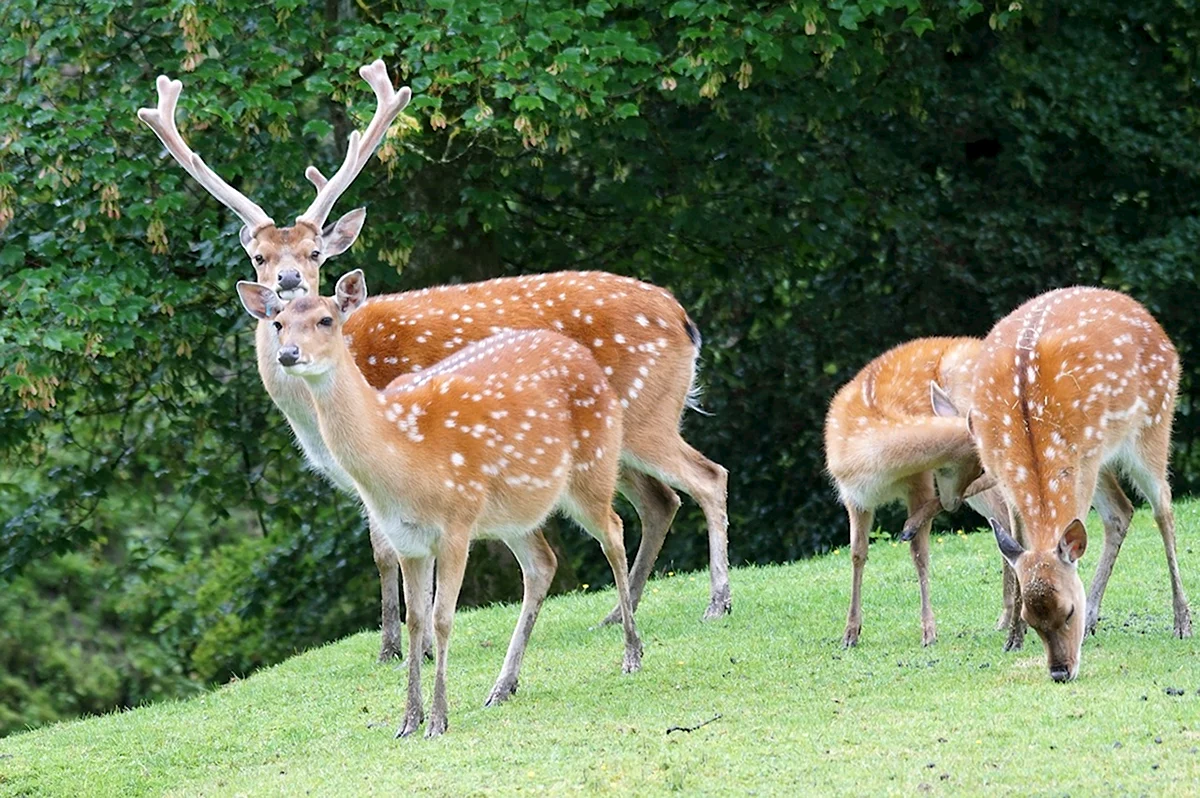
[3,503,1199,797]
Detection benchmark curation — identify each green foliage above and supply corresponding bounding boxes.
[5,0,1200,736]
[2,507,1198,794]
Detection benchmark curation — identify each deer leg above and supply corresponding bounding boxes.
[369,518,403,662]
[599,469,682,626]
[900,496,942,543]
[624,430,731,620]
[906,475,938,647]
[998,561,1018,631]
[395,555,433,739]
[1127,433,1192,638]
[566,475,643,673]
[1084,470,1135,635]
[1003,507,1028,651]
[842,504,874,648]
[486,530,557,707]
[426,534,470,739]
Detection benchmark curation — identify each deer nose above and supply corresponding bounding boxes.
[277,345,301,367]
[1049,665,1071,682]
[277,270,302,292]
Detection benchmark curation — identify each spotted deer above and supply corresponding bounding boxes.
[139,67,730,665]
[968,286,1191,681]
[237,270,642,738]
[826,337,1008,648]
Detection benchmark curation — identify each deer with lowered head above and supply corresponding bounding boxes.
[138,64,731,664]
[966,286,1191,682]
[238,270,642,738]
[826,337,1009,648]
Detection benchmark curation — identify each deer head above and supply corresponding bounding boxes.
[991,516,1087,681]
[138,60,409,301]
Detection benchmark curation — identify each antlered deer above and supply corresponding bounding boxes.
[237,270,642,738]
[826,337,1007,648]
[138,66,731,664]
[969,286,1191,681]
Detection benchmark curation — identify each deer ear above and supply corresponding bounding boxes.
[930,381,959,418]
[237,281,284,320]
[239,225,255,255]
[966,408,976,439]
[321,208,366,258]
[1058,519,1088,565]
[990,516,1025,568]
[334,269,367,318]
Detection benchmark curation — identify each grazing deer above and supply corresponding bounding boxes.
[826,337,1008,648]
[237,270,642,738]
[138,66,731,661]
[969,286,1191,681]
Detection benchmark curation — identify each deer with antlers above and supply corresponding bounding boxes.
[826,337,1009,648]
[138,61,730,664]
[238,270,642,738]
[967,286,1191,681]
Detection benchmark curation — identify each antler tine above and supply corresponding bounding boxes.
[295,59,411,231]
[137,75,275,233]
[304,165,328,191]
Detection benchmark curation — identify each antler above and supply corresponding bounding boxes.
[137,75,275,234]
[295,59,410,232]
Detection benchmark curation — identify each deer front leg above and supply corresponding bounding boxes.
[396,555,433,739]
[370,518,403,662]
[427,534,470,739]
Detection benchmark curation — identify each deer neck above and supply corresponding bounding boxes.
[300,347,417,503]
[254,320,354,492]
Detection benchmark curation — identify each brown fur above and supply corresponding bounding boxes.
[826,337,1008,648]
[268,282,643,738]
[972,287,1191,681]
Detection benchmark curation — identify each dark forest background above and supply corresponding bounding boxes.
[4,0,1200,734]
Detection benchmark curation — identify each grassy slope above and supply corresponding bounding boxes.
[3,504,1199,797]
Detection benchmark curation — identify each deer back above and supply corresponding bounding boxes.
[344,271,699,432]
[825,337,982,505]
[970,286,1179,547]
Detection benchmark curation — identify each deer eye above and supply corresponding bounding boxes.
[272,321,282,331]
[254,254,265,265]
[310,250,321,260]
[318,316,334,327]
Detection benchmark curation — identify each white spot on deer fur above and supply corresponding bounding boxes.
[450,452,465,467]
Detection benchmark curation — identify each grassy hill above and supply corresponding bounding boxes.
[3,503,1199,796]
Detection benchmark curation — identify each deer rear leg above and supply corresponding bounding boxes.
[1126,435,1192,638]
[842,504,874,648]
[624,429,731,620]
[599,469,682,626]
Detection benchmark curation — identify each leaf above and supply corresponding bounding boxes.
[301,119,334,139]
[526,31,552,52]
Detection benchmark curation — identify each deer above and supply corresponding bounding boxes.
[236,270,642,738]
[826,337,1009,649]
[138,64,731,665]
[966,286,1191,681]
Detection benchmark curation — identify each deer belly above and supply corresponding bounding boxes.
[371,510,440,559]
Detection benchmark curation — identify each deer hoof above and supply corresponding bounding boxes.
[485,679,519,707]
